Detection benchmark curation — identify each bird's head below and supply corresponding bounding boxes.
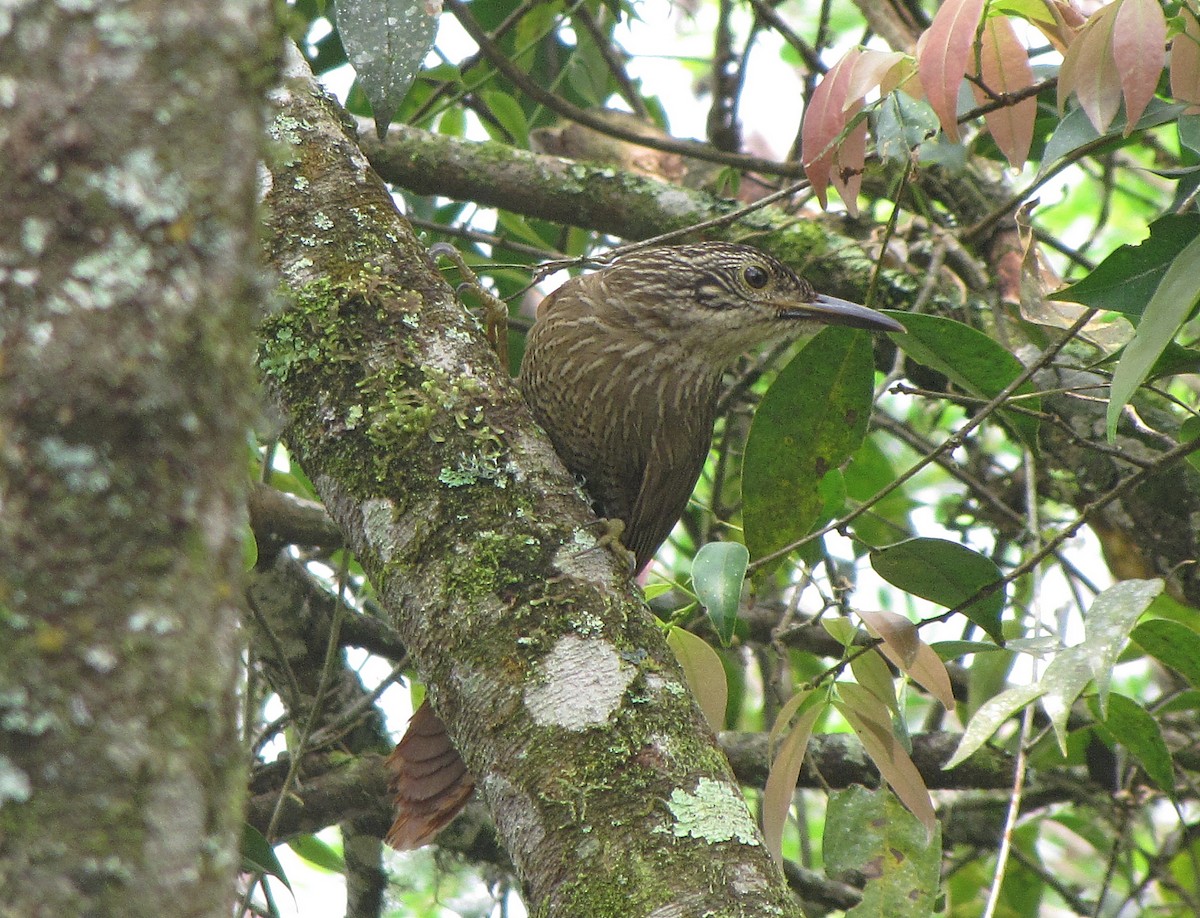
[585,242,905,365]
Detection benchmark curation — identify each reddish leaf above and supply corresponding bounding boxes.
[916,0,987,141]
[1059,1,1121,132]
[858,609,919,668]
[1171,8,1200,112]
[976,15,1037,167]
[1112,0,1166,133]
[802,49,861,209]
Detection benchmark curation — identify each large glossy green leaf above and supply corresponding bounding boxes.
[882,311,1040,448]
[335,0,439,137]
[1106,234,1200,439]
[869,537,1006,642]
[743,327,876,561]
[1055,214,1200,319]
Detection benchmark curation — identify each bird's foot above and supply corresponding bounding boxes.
[579,517,637,576]
[429,242,509,365]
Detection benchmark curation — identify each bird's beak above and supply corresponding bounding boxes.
[779,294,906,333]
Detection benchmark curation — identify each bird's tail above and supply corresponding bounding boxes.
[385,700,475,849]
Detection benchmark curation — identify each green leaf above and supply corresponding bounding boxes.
[241,823,292,891]
[744,328,877,561]
[1055,214,1200,319]
[1089,693,1175,792]
[1038,99,1186,178]
[882,311,1041,448]
[288,833,346,873]
[334,0,439,138]
[875,91,941,163]
[481,90,529,147]
[666,626,729,731]
[869,537,1006,643]
[1107,234,1200,439]
[692,542,749,646]
[1132,619,1200,688]
[823,785,942,915]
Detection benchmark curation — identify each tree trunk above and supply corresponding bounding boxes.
[0,1,273,913]
[257,46,802,917]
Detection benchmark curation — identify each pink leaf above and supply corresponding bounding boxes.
[802,49,861,210]
[976,15,1037,168]
[915,0,987,141]
[1059,1,1121,132]
[830,114,867,217]
[1112,0,1166,133]
[846,50,912,107]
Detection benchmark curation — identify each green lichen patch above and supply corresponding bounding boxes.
[663,777,761,845]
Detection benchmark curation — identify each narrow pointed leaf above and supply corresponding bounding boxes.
[1059,2,1121,132]
[1082,579,1163,715]
[976,15,1037,167]
[802,50,861,208]
[763,696,824,863]
[836,683,937,835]
[945,682,1044,768]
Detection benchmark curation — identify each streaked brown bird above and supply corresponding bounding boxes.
[386,242,905,849]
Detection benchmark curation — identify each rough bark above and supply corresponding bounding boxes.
[257,47,801,917]
[0,1,273,913]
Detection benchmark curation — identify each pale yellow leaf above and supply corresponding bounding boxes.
[666,626,728,732]
[762,697,823,864]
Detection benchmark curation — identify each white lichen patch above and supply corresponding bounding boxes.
[0,755,32,806]
[525,635,633,730]
[662,777,761,845]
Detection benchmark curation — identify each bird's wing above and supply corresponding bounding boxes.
[623,421,712,572]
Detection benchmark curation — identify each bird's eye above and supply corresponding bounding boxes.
[743,264,770,289]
